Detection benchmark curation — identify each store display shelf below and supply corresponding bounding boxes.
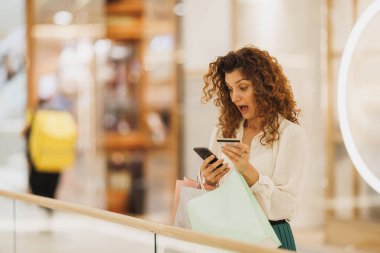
[103,132,174,150]
[106,189,129,214]
[106,1,143,15]
[106,26,142,40]
[144,21,175,36]
[103,132,152,150]
[102,0,178,217]
[33,24,105,39]
[150,136,175,150]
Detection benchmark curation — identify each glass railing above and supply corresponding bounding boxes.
[13,203,155,252]
[0,189,283,253]
[0,195,14,252]
[156,234,234,253]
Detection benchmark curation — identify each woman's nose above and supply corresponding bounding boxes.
[231,91,240,102]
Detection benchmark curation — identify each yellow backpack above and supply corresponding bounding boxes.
[29,110,77,172]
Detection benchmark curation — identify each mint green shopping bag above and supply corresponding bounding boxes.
[187,170,281,248]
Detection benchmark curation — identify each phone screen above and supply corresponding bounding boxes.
[193,147,221,169]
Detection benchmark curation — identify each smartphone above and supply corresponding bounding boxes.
[193,147,222,169]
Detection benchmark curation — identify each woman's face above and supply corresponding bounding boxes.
[225,69,257,120]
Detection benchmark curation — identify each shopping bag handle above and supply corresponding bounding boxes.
[197,169,207,195]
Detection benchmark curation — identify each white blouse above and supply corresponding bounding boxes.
[208,117,308,221]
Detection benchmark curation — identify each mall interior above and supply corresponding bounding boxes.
[0,0,380,252]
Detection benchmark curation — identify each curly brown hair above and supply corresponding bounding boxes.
[202,46,300,145]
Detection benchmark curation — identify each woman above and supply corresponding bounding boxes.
[199,46,308,251]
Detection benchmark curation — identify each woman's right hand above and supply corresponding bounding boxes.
[200,155,230,186]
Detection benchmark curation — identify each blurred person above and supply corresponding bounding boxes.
[0,26,25,85]
[3,54,16,81]
[199,46,308,251]
[22,74,72,216]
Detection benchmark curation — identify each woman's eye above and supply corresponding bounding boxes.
[240,86,247,91]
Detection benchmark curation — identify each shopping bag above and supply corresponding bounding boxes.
[187,170,281,248]
[172,177,216,228]
[171,177,199,224]
[173,183,203,228]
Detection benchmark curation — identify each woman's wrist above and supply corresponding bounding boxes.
[201,176,218,190]
[202,175,218,187]
[241,164,259,187]
[240,164,250,174]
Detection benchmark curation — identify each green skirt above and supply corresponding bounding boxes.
[271,221,297,251]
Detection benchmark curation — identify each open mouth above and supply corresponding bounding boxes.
[239,105,249,113]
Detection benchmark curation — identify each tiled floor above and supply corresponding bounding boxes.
[294,229,372,253]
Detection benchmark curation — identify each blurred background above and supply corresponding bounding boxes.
[0,0,379,252]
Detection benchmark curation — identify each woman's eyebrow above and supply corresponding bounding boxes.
[225,78,248,86]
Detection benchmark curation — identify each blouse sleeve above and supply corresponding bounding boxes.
[250,124,308,220]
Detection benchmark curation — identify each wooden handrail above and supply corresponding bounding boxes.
[0,189,286,253]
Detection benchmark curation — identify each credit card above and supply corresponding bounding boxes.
[217,138,240,143]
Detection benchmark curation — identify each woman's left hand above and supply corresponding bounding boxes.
[221,143,251,174]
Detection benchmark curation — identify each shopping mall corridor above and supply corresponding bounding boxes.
[0,76,373,253]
